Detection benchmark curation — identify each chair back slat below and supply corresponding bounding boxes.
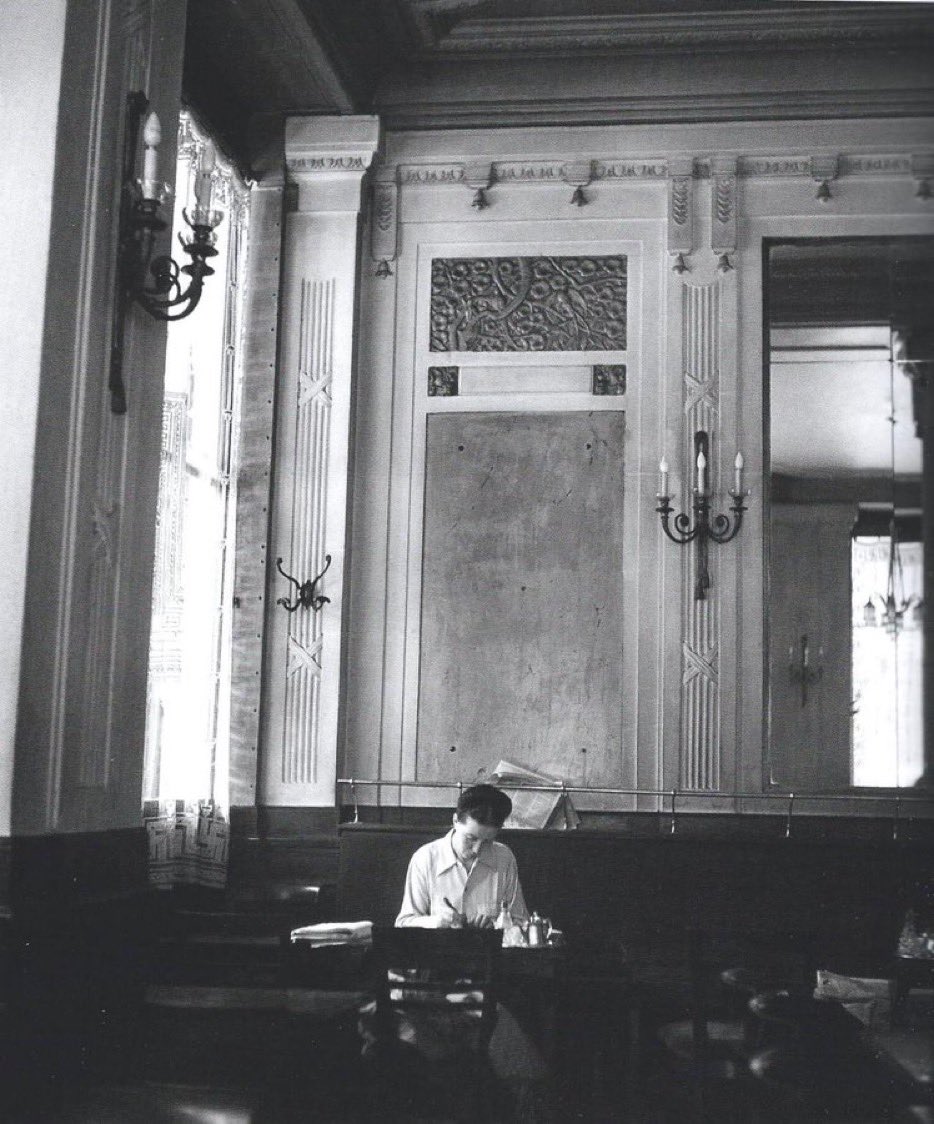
[371,926,501,1047]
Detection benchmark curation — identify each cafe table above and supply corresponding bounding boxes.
[285,930,570,1053]
[749,986,933,1119]
[868,991,934,1105]
[286,927,640,1119]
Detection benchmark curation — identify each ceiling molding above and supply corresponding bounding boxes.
[422,7,934,56]
[376,89,934,132]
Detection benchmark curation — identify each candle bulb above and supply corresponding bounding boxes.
[734,451,744,494]
[658,456,669,497]
[141,112,161,199]
[194,142,215,210]
[696,448,707,495]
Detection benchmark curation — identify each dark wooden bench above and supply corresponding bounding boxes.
[337,822,929,970]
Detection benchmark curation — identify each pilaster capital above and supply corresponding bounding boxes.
[284,115,381,213]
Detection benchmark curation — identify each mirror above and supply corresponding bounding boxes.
[766,237,933,791]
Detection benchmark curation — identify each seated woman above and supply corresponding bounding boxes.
[396,784,528,931]
[362,785,552,1122]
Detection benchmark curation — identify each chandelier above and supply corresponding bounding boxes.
[861,520,921,635]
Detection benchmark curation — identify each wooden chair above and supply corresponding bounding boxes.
[655,927,818,1122]
[365,926,504,1122]
[747,997,930,1123]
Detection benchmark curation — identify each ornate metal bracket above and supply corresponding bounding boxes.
[275,554,331,612]
[656,431,748,600]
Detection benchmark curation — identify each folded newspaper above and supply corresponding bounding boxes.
[813,968,894,1030]
[490,759,580,830]
[290,920,373,946]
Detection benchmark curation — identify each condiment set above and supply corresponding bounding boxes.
[495,900,560,947]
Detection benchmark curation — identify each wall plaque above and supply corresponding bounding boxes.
[592,365,627,396]
[428,366,459,396]
[430,256,627,352]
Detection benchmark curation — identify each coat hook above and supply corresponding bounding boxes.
[471,188,488,210]
[815,179,832,203]
[716,253,733,273]
[275,554,331,612]
[570,185,587,207]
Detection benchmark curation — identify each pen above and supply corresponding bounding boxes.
[443,896,465,922]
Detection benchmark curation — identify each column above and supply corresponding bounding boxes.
[261,116,380,806]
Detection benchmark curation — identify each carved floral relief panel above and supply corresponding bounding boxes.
[430,256,627,352]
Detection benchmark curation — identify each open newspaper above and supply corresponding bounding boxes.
[490,759,580,830]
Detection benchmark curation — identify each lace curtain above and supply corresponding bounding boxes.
[143,113,250,887]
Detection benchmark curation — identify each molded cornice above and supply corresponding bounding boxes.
[377,89,934,132]
[424,7,934,57]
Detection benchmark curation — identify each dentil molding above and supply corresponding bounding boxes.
[388,152,932,188]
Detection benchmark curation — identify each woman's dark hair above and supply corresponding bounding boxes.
[455,784,512,828]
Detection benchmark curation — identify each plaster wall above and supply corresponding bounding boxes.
[0,1,68,836]
[9,0,187,836]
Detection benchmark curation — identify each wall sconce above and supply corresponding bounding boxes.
[109,92,224,414]
[656,432,748,600]
[788,634,822,706]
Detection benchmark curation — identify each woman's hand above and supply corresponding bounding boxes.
[424,903,464,928]
[467,912,496,929]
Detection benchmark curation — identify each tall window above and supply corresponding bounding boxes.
[144,113,250,805]
[852,534,924,786]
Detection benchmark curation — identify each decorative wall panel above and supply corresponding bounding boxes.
[281,279,333,785]
[417,411,626,786]
[429,256,627,352]
[681,282,721,790]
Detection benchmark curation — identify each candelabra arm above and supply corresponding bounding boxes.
[656,496,701,543]
[707,491,748,543]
